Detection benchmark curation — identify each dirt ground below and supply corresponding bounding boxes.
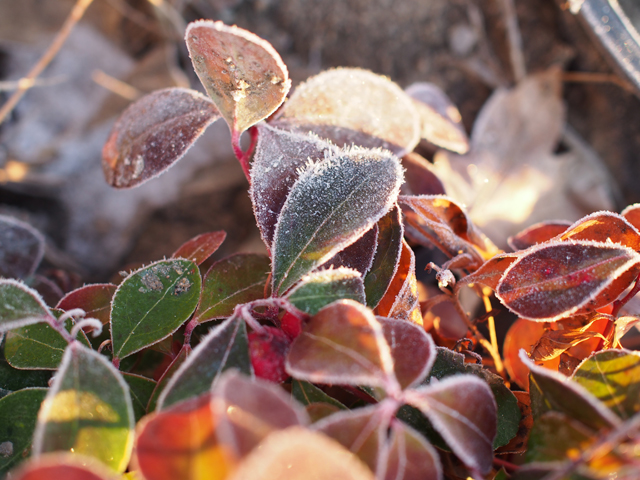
[1,0,639,282]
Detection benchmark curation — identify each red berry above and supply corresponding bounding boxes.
[248,326,291,383]
[280,312,302,340]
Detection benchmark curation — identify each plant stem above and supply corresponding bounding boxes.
[0,0,94,124]
[231,128,257,184]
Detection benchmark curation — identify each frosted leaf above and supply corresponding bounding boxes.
[0,279,51,333]
[456,253,519,292]
[508,221,571,251]
[250,124,338,250]
[400,153,446,196]
[185,21,290,134]
[621,203,640,231]
[382,422,443,480]
[271,147,403,295]
[321,225,378,276]
[273,68,420,156]
[102,88,220,189]
[405,82,469,154]
[496,240,640,322]
[0,215,44,279]
[555,211,640,250]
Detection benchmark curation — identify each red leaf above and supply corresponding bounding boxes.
[102,88,219,188]
[172,231,226,265]
[496,241,640,322]
[621,203,640,231]
[456,253,519,292]
[557,212,640,250]
[400,153,446,197]
[11,455,115,480]
[56,283,116,325]
[249,327,291,383]
[322,225,378,276]
[508,221,571,251]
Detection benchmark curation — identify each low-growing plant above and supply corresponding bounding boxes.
[2,19,640,480]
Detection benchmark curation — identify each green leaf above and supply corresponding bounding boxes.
[194,254,270,323]
[572,349,640,419]
[111,259,201,360]
[157,315,251,410]
[185,20,290,134]
[0,214,44,279]
[146,346,190,412]
[364,206,403,309]
[0,280,51,333]
[272,148,403,294]
[0,353,50,396]
[0,388,47,474]
[286,268,365,315]
[122,373,156,422]
[291,380,345,410]
[33,342,134,472]
[426,347,520,449]
[525,411,594,463]
[4,315,91,370]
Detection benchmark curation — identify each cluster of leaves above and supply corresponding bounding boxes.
[2,19,640,480]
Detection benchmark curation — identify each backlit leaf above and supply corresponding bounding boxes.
[503,319,550,390]
[0,388,47,474]
[322,226,378,276]
[496,241,640,322]
[456,253,519,292]
[227,427,375,480]
[374,239,421,324]
[157,315,251,410]
[621,203,640,231]
[122,373,156,422]
[525,411,596,463]
[134,393,230,480]
[250,124,337,250]
[286,268,365,315]
[572,349,640,419]
[212,371,309,458]
[111,259,201,360]
[102,88,220,188]
[0,215,44,279]
[194,254,270,323]
[405,375,497,475]
[274,68,420,156]
[364,206,403,309]
[400,153,446,196]
[11,455,116,480]
[530,315,610,362]
[56,284,117,325]
[405,82,469,154]
[378,317,435,390]
[557,212,640,250]
[519,350,620,430]
[172,231,226,265]
[185,20,290,134]
[383,421,443,480]
[508,221,571,251]
[0,280,51,332]
[271,148,403,295]
[34,342,134,472]
[314,406,385,473]
[291,380,346,410]
[147,346,190,412]
[286,300,396,390]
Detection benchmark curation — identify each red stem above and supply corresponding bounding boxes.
[231,127,259,184]
[493,457,520,471]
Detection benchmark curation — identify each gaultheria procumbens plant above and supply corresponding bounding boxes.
[3,18,640,480]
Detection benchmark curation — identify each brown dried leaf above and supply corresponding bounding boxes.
[531,322,609,362]
[102,88,220,188]
[185,21,290,134]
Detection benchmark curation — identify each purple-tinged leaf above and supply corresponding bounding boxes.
[273,68,420,156]
[405,375,497,476]
[519,350,621,430]
[456,253,519,292]
[111,259,201,360]
[171,231,226,265]
[378,317,436,390]
[496,240,640,322]
[364,206,404,309]
[194,254,270,323]
[33,342,134,472]
[405,82,469,154]
[102,88,220,188]
[286,268,365,316]
[56,284,116,325]
[314,405,385,473]
[322,225,378,276]
[374,240,421,324]
[250,124,338,250]
[286,300,396,390]
[0,279,51,333]
[271,147,403,295]
[185,20,290,134]
[157,315,251,410]
[400,153,446,197]
[227,427,376,480]
[212,371,309,458]
[0,215,44,279]
[557,211,640,250]
[383,421,443,480]
[508,221,571,251]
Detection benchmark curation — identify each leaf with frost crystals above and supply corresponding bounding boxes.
[273,68,420,156]
[508,221,571,251]
[496,240,640,322]
[185,20,290,134]
[0,215,44,279]
[383,422,443,480]
[286,268,365,315]
[250,124,338,250]
[102,88,220,189]
[57,284,116,325]
[171,231,226,265]
[271,147,403,295]
[555,211,640,250]
[0,279,51,333]
[321,225,378,276]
